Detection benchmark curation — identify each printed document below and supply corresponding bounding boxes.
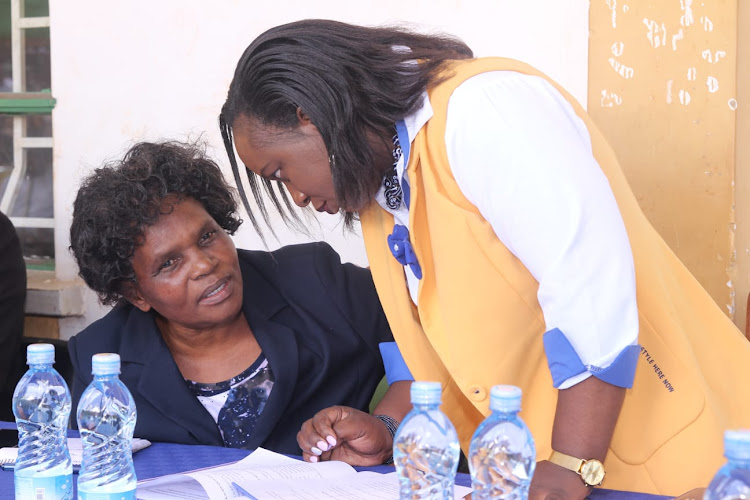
[136,447,472,500]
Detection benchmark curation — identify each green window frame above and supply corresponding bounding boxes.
[0,0,55,270]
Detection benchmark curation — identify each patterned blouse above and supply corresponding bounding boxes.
[185,354,274,449]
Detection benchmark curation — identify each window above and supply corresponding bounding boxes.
[0,0,55,270]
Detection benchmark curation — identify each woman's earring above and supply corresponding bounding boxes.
[328,154,335,166]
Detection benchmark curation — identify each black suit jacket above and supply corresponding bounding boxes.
[68,242,393,455]
[0,211,26,391]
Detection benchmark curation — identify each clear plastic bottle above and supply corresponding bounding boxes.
[468,385,536,500]
[393,381,460,500]
[76,353,138,500]
[704,429,750,500]
[13,343,74,500]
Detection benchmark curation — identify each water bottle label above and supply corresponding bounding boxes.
[15,474,74,500]
[78,490,136,500]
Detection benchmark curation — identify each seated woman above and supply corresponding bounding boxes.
[0,211,26,422]
[68,141,393,454]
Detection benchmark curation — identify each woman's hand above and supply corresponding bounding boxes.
[297,406,393,466]
[528,460,592,500]
[459,460,590,500]
[525,376,626,500]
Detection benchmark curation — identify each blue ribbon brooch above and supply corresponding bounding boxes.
[387,224,422,279]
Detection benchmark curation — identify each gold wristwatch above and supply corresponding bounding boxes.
[548,450,605,487]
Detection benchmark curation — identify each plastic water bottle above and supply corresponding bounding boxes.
[393,381,460,500]
[76,353,137,500]
[704,429,750,500]
[13,343,74,500]
[468,385,536,500]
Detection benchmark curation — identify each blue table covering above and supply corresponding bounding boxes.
[0,422,670,499]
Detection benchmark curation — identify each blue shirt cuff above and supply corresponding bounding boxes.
[542,328,640,389]
[379,342,414,384]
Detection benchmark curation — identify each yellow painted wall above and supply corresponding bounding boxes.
[588,1,738,322]
[735,0,750,337]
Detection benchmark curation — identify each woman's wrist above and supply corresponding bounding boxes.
[373,414,399,465]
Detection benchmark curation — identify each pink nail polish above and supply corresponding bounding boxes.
[327,435,337,447]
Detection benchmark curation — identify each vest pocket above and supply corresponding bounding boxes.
[609,317,704,464]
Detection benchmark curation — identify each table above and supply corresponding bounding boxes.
[0,422,670,499]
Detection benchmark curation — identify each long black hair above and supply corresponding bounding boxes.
[220,19,473,232]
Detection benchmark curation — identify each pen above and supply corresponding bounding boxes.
[231,482,258,500]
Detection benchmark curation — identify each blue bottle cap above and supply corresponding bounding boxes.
[724,429,750,461]
[489,385,522,413]
[92,353,121,376]
[26,343,55,365]
[410,381,442,405]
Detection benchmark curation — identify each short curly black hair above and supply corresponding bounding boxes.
[70,141,243,306]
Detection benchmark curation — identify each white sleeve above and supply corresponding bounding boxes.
[445,71,639,389]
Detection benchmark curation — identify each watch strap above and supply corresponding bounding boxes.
[548,450,605,487]
[548,450,584,473]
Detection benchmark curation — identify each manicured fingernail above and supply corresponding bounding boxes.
[316,440,329,452]
[311,446,323,456]
[326,435,337,447]
[309,455,318,463]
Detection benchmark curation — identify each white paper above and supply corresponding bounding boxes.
[136,448,473,500]
[190,461,356,499]
[231,448,300,468]
[0,437,151,466]
[137,451,351,500]
[237,471,472,500]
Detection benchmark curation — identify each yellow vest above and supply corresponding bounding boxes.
[360,58,750,496]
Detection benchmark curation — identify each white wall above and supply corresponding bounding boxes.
[49,0,590,339]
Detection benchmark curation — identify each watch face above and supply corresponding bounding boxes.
[580,459,605,486]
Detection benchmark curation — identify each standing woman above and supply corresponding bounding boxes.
[220,19,750,498]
